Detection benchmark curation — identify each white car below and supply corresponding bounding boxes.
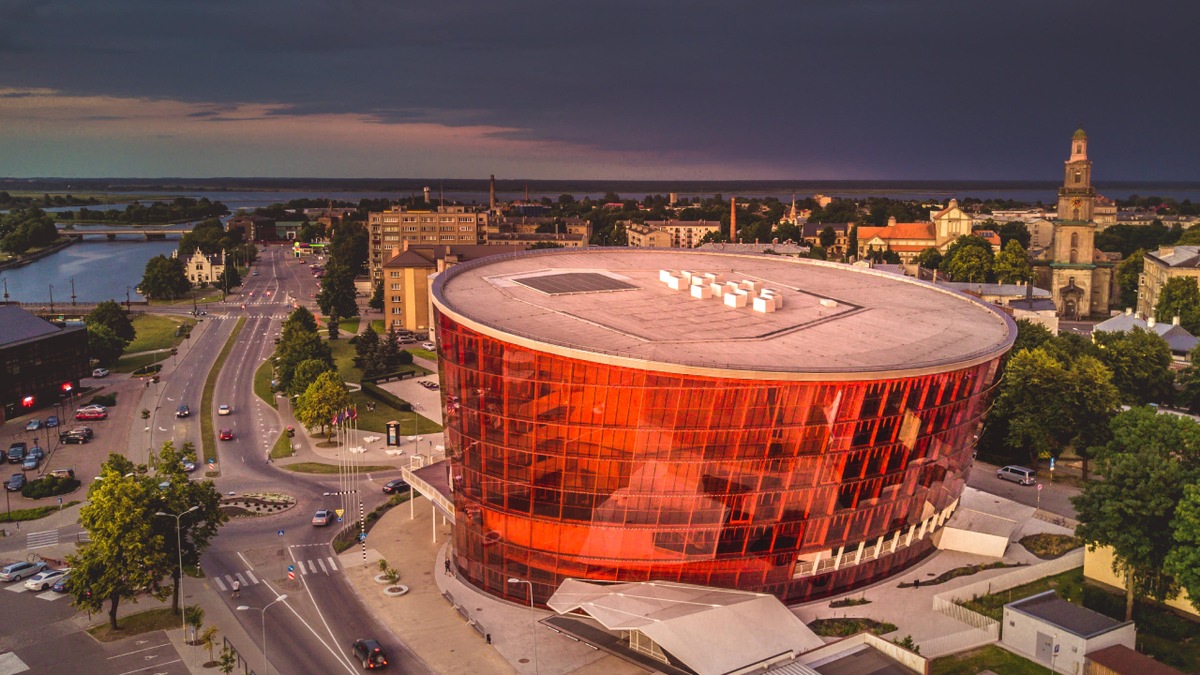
[92,368,109,378]
[24,569,67,591]
[218,405,231,416]
[422,342,436,351]
[0,561,46,582]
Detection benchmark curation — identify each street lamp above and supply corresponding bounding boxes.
[156,505,200,636]
[507,577,539,675]
[238,594,288,675]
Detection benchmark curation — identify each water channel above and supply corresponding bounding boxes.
[0,236,180,303]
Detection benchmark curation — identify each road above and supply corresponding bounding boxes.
[967,460,1079,518]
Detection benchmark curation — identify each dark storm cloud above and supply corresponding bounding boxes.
[2,0,1198,178]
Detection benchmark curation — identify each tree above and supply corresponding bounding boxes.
[940,234,996,282]
[368,279,384,312]
[66,455,169,629]
[87,323,128,366]
[1072,407,1200,620]
[1092,328,1174,405]
[916,247,943,271]
[151,441,226,615]
[316,259,359,319]
[295,370,352,440]
[353,324,380,363]
[1165,484,1200,614]
[219,647,237,674]
[185,605,204,643]
[992,240,1031,284]
[1154,276,1200,334]
[819,226,837,249]
[178,219,231,256]
[140,254,191,300]
[328,313,341,340]
[277,330,332,395]
[85,300,135,344]
[215,263,241,293]
[1178,342,1200,413]
[292,358,334,395]
[200,625,220,664]
[1011,318,1054,356]
[1115,251,1145,311]
[284,306,319,334]
[996,221,1031,250]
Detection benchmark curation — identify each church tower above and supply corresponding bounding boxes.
[1057,127,1095,222]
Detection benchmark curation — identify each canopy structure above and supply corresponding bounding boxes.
[547,579,824,675]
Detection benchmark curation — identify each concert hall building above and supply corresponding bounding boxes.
[431,249,1015,605]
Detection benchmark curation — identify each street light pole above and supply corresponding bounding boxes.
[507,577,539,675]
[238,594,288,675]
[155,505,200,637]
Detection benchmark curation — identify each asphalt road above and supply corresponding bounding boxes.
[967,460,1079,518]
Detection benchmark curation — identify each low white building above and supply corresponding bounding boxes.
[1002,591,1135,675]
[174,249,226,286]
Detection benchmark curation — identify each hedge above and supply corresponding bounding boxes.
[22,475,82,499]
[360,381,412,412]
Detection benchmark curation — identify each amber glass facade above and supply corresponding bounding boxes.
[438,314,1004,606]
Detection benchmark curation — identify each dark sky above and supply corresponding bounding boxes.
[2,0,1197,180]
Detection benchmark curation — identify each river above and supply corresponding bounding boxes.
[0,236,179,303]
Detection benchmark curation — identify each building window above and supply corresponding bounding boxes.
[390,283,401,291]
[390,272,400,278]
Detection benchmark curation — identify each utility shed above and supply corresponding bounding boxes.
[1085,644,1183,675]
[1002,591,1135,675]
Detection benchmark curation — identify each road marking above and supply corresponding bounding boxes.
[0,652,29,674]
[326,557,338,571]
[307,560,317,574]
[298,562,308,576]
[26,530,58,549]
[37,590,65,601]
[233,572,246,587]
[114,659,180,675]
[317,558,328,574]
[245,569,258,584]
[4,584,27,593]
[108,643,172,659]
[213,576,226,592]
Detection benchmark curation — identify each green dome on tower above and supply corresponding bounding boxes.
[1073,127,1087,140]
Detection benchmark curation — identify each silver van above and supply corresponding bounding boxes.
[997,465,1036,485]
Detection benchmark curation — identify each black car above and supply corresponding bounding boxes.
[6,473,26,491]
[350,639,388,670]
[382,479,409,494]
[60,431,88,444]
[176,404,190,418]
[6,442,27,464]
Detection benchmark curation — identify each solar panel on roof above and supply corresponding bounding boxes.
[513,272,637,295]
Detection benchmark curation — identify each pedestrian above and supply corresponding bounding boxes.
[444,559,450,575]
[914,578,920,589]
[231,579,241,598]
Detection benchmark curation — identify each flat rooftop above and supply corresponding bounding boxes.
[433,249,1014,379]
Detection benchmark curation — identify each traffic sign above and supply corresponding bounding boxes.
[288,565,295,572]
[288,571,295,581]
[1037,483,1043,491]
[277,529,285,537]
[359,533,367,541]
[337,517,343,523]
[335,509,344,517]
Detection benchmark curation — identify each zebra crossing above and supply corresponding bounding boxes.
[211,556,340,591]
[4,584,69,601]
[26,530,58,550]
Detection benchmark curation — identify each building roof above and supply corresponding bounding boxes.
[433,249,1015,380]
[1074,127,1088,140]
[938,282,1051,299]
[1006,591,1129,638]
[1093,312,1198,354]
[858,222,936,242]
[644,220,721,229]
[382,249,437,269]
[1147,246,1200,268]
[801,222,850,237]
[1086,644,1183,675]
[547,579,824,675]
[975,230,1001,247]
[0,306,63,347]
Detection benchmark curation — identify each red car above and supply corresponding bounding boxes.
[75,410,107,421]
[219,428,234,441]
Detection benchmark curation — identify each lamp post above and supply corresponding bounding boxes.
[155,505,200,636]
[507,577,539,675]
[238,594,288,675]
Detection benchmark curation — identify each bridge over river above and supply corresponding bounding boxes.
[57,226,194,240]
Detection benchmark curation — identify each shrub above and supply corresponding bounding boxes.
[132,363,163,376]
[88,393,117,407]
[361,381,412,411]
[21,475,81,499]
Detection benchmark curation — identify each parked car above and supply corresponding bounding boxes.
[219,428,234,441]
[48,468,75,479]
[22,454,39,471]
[68,426,95,439]
[218,404,231,416]
[252,270,259,276]
[75,409,107,421]
[25,419,42,431]
[182,460,197,473]
[350,639,388,670]
[60,431,89,444]
[7,442,28,464]
[0,561,46,582]
[997,465,1037,486]
[28,446,43,462]
[176,404,190,418]
[92,367,110,378]
[5,474,25,491]
[312,510,333,527]
[421,342,436,351]
[51,572,71,593]
[78,404,106,413]
[45,415,58,428]
[382,479,409,494]
[24,569,66,591]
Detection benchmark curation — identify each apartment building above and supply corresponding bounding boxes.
[367,206,487,281]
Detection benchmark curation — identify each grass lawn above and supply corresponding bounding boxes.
[88,607,180,642]
[351,390,441,434]
[370,320,387,335]
[281,462,393,474]
[0,501,81,523]
[114,351,168,374]
[149,286,224,306]
[269,432,294,460]
[405,347,437,361]
[338,317,360,335]
[125,314,196,353]
[930,645,1046,675]
[201,317,246,467]
[328,337,359,382]
[254,359,277,409]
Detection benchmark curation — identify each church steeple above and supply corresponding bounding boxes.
[1057,126,1095,222]
[1070,126,1088,162]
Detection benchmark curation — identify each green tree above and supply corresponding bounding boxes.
[1072,407,1200,620]
[316,259,359,319]
[277,330,333,395]
[1093,328,1174,405]
[218,647,236,674]
[1165,484,1200,614]
[284,306,319,334]
[997,221,1031,250]
[215,262,241,293]
[1115,251,1145,311]
[296,370,352,440]
[1178,342,1200,413]
[1154,276,1200,334]
[87,323,127,366]
[940,234,996,282]
[85,300,136,344]
[916,247,943,270]
[151,441,226,615]
[992,240,1031,284]
[818,226,837,249]
[292,358,334,395]
[1011,318,1054,356]
[66,455,169,629]
[140,254,191,300]
[178,219,231,256]
[368,279,384,312]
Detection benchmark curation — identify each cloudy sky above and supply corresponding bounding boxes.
[1,0,1197,180]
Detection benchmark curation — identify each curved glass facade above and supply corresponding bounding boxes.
[438,314,1004,606]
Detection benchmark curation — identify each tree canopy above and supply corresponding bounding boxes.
[1115,251,1145,311]
[140,254,191,300]
[87,323,127,366]
[85,300,136,344]
[1154,276,1200,334]
[295,370,352,439]
[316,258,359,319]
[992,240,1032,284]
[1092,328,1174,406]
[0,206,59,254]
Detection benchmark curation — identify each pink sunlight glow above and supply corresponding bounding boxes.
[0,88,779,179]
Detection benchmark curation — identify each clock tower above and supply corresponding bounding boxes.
[1057,127,1095,222]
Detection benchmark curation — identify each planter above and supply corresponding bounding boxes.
[384,584,409,597]
[374,574,391,584]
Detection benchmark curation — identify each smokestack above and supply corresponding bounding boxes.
[730,197,737,243]
[423,186,431,204]
[490,175,496,211]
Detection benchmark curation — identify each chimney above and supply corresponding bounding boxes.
[489,175,496,211]
[888,216,897,227]
[1174,315,1182,326]
[1148,316,1157,328]
[423,186,431,203]
[730,197,737,243]
[1125,307,1132,315]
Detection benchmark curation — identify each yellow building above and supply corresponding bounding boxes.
[627,220,721,248]
[625,222,673,248]
[367,206,486,281]
[1137,246,1200,319]
[175,249,226,286]
[1083,544,1200,619]
[380,244,526,332]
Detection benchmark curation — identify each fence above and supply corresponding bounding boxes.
[221,635,257,675]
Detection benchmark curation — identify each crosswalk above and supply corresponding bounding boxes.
[4,584,69,601]
[211,556,340,591]
[26,530,58,549]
